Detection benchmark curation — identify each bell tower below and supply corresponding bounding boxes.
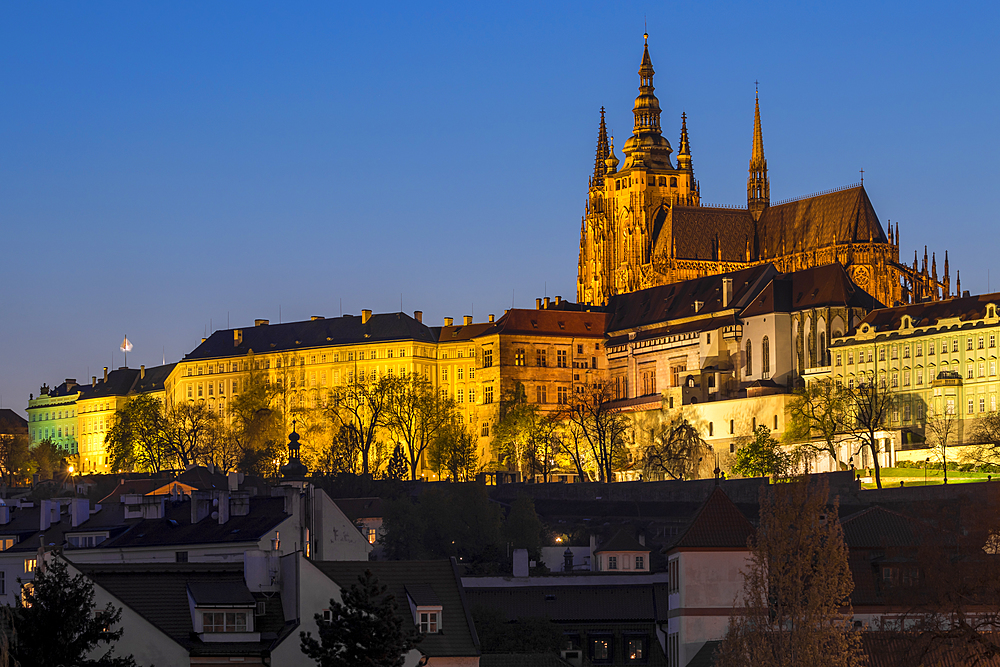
[747,88,770,223]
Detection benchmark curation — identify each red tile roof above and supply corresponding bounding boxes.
[671,486,755,550]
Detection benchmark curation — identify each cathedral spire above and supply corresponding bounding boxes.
[677,112,692,171]
[593,107,610,187]
[632,33,662,137]
[747,86,770,222]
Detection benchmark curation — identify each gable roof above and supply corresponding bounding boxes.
[332,497,384,522]
[77,561,291,657]
[849,290,1000,336]
[605,265,777,334]
[313,559,479,658]
[594,530,648,554]
[741,263,879,319]
[671,487,755,550]
[0,409,27,435]
[184,312,436,361]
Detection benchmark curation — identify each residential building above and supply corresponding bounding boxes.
[578,35,949,309]
[593,530,651,573]
[829,291,1000,467]
[332,496,384,552]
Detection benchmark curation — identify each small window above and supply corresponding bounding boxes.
[175,551,188,563]
[591,637,613,663]
[203,611,248,633]
[626,635,648,662]
[635,555,645,570]
[419,611,439,634]
[255,601,266,616]
[608,556,618,570]
[483,349,493,368]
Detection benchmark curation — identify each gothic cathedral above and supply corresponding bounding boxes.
[577,35,952,309]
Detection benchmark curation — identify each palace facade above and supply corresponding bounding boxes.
[577,35,953,310]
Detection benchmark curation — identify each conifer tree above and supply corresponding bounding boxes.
[715,478,863,667]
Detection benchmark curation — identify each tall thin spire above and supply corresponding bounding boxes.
[593,107,610,187]
[677,112,692,171]
[747,85,770,222]
[632,33,662,136]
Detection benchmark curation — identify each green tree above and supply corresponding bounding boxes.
[28,438,65,481]
[104,394,169,473]
[385,444,408,481]
[11,557,138,667]
[731,425,792,478]
[165,400,222,468]
[641,415,710,480]
[785,378,847,469]
[715,479,863,667]
[384,373,455,480]
[300,569,420,667]
[503,495,543,559]
[428,422,478,481]
[0,433,30,484]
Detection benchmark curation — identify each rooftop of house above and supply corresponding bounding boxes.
[669,486,756,551]
[313,559,480,658]
[740,262,880,318]
[432,308,609,342]
[464,582,668,624]
[77,561,292,657]
[843,290,1000,338]
[0,409,27,435]
[183,312,436,361]
[605,264,777,335]
[594,530,648,554]
[332,497,384,522]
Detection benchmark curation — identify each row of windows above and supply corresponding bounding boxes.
[186,348,414,377]
[745,337,771,377]
[614,174,679,189]
[838,334,999,367]
[31,408,76,421]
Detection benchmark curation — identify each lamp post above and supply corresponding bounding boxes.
[924,457,929,486]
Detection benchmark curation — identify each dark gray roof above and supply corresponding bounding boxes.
[595,530,648,554]
[187,581,256,607]
[77,562,291,657]
[184,312,436,361]
[333,497,384,522]
[80,363,175,400]
[685,640,720,667]
[405,583,441,606]
[0,410,27,435]
[314,559,479,658]
[465,585,658,623]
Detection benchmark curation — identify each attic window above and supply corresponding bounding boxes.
[558,322,566,330]
[418,609,442,633]
[531,320,538,329]
[584,322,592,330]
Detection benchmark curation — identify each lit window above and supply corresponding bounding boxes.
[514,349,525,366]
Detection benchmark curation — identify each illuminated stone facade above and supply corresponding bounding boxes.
[577,36,952,310]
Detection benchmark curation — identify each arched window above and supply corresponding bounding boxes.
[670,176,678,187]
[819,332,827,365]
[762,336,770,377]
[746,340,753,376]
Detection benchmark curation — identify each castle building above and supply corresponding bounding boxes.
[577,35,950,309]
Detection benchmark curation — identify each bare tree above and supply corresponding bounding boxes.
[165,401,222,468]
[716,478,864,667]
[329,372,399,477]
[785,378,848,470]
[428,422,478,482]
[965,410,1000,466]
[562,381,629,484]
[842,379,895,489]
[926,409,959,482]
[493,399,561,481]
[384,373,455,480]
[555,421,595,482]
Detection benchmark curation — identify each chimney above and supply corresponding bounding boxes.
[463,315,473,326]
[65,378,77,391]
[191,491,213,524]
[361,309,372,324]
[544,297,551,309]
[256,319,270,326]
[228,471,239,492]
[140,365,145,379]
[638,533,646,547]
[40,500,52,531]
[414,310,423,323]
[513,548,529,577]
[234,330,243,347]
[693,300,704,313]
[310,316,323,321]
[103,367,108,382]
[444,317,454,326]
[722,278,733,307]
[71,498,90,527]
[488,314,495,323]
[92,376,97,386]
[536,298,542,309]
[217,491,230,525]
[201,338,206,343]
[555,296,562,306]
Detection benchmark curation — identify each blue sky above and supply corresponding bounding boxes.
[2,2,998,414]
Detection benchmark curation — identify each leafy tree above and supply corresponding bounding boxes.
[28,438,65,481]
[10,556,138,667]
[785,378,848,469]
[428,422,478,482]
[300,569,420,667]
[715,479,863,667]
[0,433,30,484]
[329,373,398,476]
[731,425,791,479]
[641,415,710,480]
[384,374,455,480]
[104,394,169,473]
[503,495,543,559]
[385,444,408,481]
[841,378,895,489]
[229,359,285,477]
[562,381,630,483]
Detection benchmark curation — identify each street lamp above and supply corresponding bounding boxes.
[924,457,929,486]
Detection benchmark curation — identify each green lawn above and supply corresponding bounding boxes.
[859,467,995,489]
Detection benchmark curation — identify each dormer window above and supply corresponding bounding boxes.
[419,610,440,634]
[203,611,248,633]
[188,581,259,642]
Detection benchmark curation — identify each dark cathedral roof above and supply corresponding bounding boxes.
[664,185,886,262]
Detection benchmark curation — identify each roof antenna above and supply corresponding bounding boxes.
[860,168,864,185]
